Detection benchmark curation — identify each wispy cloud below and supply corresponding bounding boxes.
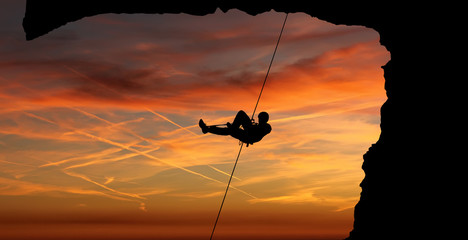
[249,187,358,212]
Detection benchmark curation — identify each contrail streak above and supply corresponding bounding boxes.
[22,111,57,125]
[229,185,257,199]
[0,176,135,202]
[145,107,198,136]
[70,107,114,125]
[208,165,241,181]
[75,129,223,184]
[270,103,381,124]
[69,106,160,145]
[23,112,256,199]
[22,112,222,184]
[40,147,124,167]
[63,170,145,200]
[64,148,159,170]
[0,159,36,168]
[77,130,256,198]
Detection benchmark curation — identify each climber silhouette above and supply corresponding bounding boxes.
[199,110,272,145]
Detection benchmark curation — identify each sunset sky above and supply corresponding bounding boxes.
[0,1,389,239]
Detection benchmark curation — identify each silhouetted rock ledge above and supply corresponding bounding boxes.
[22,1,460,239]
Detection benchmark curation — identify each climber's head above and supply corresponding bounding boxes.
[258,112,269,124]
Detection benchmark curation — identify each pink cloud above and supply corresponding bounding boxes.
[0,38,387,115]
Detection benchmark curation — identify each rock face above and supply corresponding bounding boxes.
[23,1,458,239]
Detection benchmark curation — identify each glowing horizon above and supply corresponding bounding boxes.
[0,3,389,239]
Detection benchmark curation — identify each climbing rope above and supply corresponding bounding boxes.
[209,13,288,240]
[209,143,244,240]
[251,13,289,120]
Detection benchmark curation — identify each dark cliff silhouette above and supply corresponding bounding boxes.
[22,1,459,239]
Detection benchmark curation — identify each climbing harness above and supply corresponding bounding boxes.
[209,13,288,240]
